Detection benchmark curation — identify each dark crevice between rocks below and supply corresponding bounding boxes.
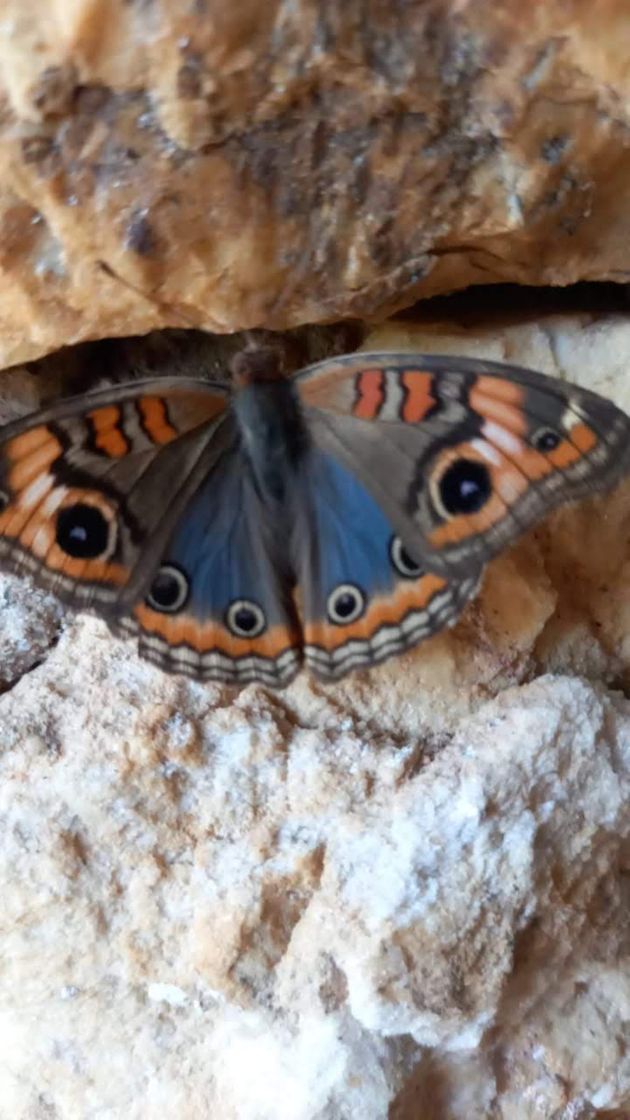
[396,279,630,322]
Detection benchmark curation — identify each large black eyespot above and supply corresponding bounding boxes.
[437,460,491,517]
[146,564,189,613]
[0,489,8,512]
[327,584,366,626]
[531,427,562,452]
[390,536,424,579]
[226,599,266,638]
[56,503,111,558]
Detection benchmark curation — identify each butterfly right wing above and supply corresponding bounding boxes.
[295,352,630,579]
[288,444,480,681]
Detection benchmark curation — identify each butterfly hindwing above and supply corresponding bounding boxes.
[296,353,630,577]
[0,378,231,610]
[114,445,303,687]
[288,446,480,680]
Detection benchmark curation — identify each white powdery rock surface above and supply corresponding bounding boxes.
[0,313,628,1119]
[0,631,628,1119]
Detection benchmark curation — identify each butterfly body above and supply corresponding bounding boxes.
[0,350,628,687]
[232,370,308,507]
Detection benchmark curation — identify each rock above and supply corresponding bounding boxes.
[0,3,629,364]
[0,574,62,691]
[0,311,628,1117]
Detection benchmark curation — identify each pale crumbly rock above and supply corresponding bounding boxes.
[0,312,628,1118]
[0,3,629,363]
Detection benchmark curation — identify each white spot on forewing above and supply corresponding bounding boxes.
[565,398,588,425]
[481,421,523,458]
[18,473,54,509]
[470,438,503,467]
[41,486,69,516]
[380,372,404,419]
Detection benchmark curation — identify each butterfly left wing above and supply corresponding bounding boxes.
[295,352,630,579]
[287,445,480,681]
[0,379,232,610]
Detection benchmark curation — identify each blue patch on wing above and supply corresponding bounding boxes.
[157,450,289,626]
[294,450,398,605]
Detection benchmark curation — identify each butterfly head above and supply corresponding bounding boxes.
[230,346,286,388]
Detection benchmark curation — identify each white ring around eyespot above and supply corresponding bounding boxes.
[530,426,562,453]
[146,564,189,614]
[226,598,267,638]
[389,535,424,579]
[326,583,366,626]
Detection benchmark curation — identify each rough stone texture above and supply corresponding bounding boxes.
[0,1,629,365]
[0,313,628,1118]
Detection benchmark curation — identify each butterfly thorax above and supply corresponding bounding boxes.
[232,373,308,506]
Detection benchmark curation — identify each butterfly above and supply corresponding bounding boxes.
[0,348,628,687]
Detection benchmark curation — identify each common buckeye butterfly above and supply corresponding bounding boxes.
[0,349,627,686]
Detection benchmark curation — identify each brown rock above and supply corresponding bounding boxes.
[0,2,629,364]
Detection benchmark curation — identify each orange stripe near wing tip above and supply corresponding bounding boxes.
[475,376,525,404]
[133,603,300,661]
[469,384,528,437]
[5,426,57,460]
[304,573,448,650]
[568,421,597,454]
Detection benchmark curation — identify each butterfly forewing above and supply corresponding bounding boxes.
[0,378,231,608]
[295,352,630,578]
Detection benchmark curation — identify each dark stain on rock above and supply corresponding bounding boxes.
[73,84,113,116]
[30,63,78,119]
[177,59,203,100]
[21,134,61,176]
[541,134,569,164]
[125,208,159,255]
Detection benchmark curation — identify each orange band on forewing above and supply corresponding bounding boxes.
[305,573,447,650]
[469,384,528,436]
[401,371,436,423]
[6,426,54,459]
[89,406,129,458]
[426,440,527,548]
[471,385,597,478]
[571,422,597,452]
[5,429,62,492]
[353,370,384,420]
[0,463,129,587]
[474,376,525,405]
[138,397,178,445]
[0,489,128,585]
[427,493,508,547]
[8,440,59,492]
[42,546,128,584]
[546,422,597,468]
[133,603,299,660]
